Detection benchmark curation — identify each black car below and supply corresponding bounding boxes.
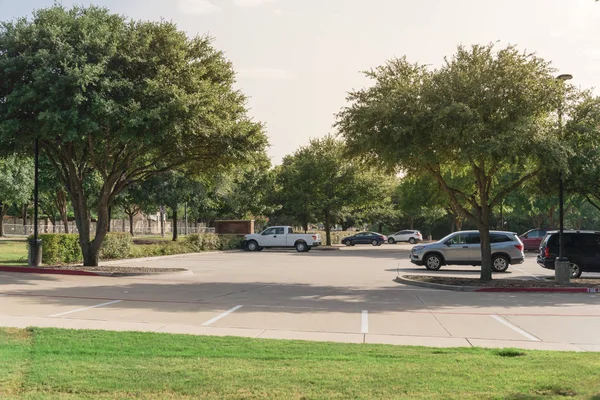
[537,230,600,278]
[341,232,386,246]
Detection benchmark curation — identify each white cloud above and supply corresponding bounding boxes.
[238,68,298,81]
[177,0,221,15]
[233,0,276,8]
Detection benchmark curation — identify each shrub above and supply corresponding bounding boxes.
[31,234,82,265]
[100,233,133,260]
[184,233,221,252]
[218,235,244,250]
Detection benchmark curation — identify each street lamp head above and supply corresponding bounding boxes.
[556,74,573,81]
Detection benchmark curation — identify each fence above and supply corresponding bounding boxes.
[1,223,215,237]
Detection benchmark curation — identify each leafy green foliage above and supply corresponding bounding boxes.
[0,155,34,236]
[337,44,564,280]
[0,5,267,265]
[99,233,133,260]
[275,136,388,245]
[34,234,82,265]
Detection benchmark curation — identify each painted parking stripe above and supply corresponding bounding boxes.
[490,315,540,342]
[50,300,122,318]
[361,310,369,333]
[202,305,243,326]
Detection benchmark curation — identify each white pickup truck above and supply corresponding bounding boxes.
[243,226,322,252]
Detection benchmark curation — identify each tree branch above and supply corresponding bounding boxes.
[490,169,539,208]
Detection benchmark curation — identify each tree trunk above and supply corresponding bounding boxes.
[409,217,414,230]
[455,216,464,231]
[450,213,456,233]
[107,206,112,232]
[22,202,28,231]
[303,221,308,233]
[325,210,332,246]
[0,203,6,237]
[172,206,178,241]
[128,213,134,236]
[160,206,165,238]
[56,190,69,234]
[378,223,383,233]
[122,218,125,233]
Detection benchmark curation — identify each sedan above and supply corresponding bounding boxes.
[341,232,387,246]
[520,229,547,251]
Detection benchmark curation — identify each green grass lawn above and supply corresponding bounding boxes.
[0,238,28,266]
[1,328,599,399]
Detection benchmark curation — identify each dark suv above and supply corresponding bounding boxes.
[537,231,600,278]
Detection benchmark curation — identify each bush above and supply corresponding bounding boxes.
[100,233,133,260]
[185,233,221,252]
[313,231,353,245]
[31,234,82,265]
[218,235,244,250]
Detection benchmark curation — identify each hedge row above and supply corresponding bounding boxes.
[311,231,354,245]
[31,233,244,265]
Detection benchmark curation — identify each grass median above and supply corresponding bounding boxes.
[0,238,28,266]
[1,327,599,399]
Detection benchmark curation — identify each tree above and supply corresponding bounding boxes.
[0,155,34,236]
[277,136,386,245]
[564,96,600,212]
[0,6,267,265]
[140,172,204,241]
[337,44,563,281]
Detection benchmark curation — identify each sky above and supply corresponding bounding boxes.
[1,0,599,164]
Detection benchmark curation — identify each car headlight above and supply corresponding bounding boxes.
[412,246,425,252]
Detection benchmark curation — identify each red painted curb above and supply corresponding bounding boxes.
[476,287,599,293]
[0,266,100,276]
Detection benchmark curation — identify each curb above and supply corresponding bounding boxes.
[395,275,600,293]
[394,276,478,292]
[0,266,100,276]
[0,266,192,278]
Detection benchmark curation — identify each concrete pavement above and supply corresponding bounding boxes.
[1,245,599,352]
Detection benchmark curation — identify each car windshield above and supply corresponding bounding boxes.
[438,232,459,243]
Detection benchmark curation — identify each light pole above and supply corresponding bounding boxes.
[555,73,573,284]
[28,138,42,267]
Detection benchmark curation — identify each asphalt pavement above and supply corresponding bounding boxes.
[1,245,599,351]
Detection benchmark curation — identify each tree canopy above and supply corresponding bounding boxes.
[337,44,563,280]
[0,5,267,265]
[0,155,34,236]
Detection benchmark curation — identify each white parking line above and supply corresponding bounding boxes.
[50,300,122,318]
[511,265,542,281]
[490,315,540,342]
[361,310,369,333]
[202,305,243,326]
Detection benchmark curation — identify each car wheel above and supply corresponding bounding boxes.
[491,255,510,272]
[570,262,582,278]
[409,237,417,244]
[371,240,378,246]
[344,241,352,247]
[295,241,307,252]
[424,254,442,271]
[246,240,258,252]
[388,238,396,244]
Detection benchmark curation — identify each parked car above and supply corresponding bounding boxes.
[341,232,386,246]
[410,230,524,272]
[243,226,322,252]
[388,230,422,244]
[520,229,548,251]
[537,230,600,278]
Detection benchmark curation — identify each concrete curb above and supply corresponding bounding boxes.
[394,276,478,292]
[0,266,101,276]
[395,275,600,293]
[0,266,192,278]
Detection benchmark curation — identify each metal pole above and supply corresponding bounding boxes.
[559,172,565,259]
[33,138,39,242]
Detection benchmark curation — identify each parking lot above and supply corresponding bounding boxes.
[1,245,599,351]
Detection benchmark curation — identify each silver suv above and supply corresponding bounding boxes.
[410,230,524,272]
